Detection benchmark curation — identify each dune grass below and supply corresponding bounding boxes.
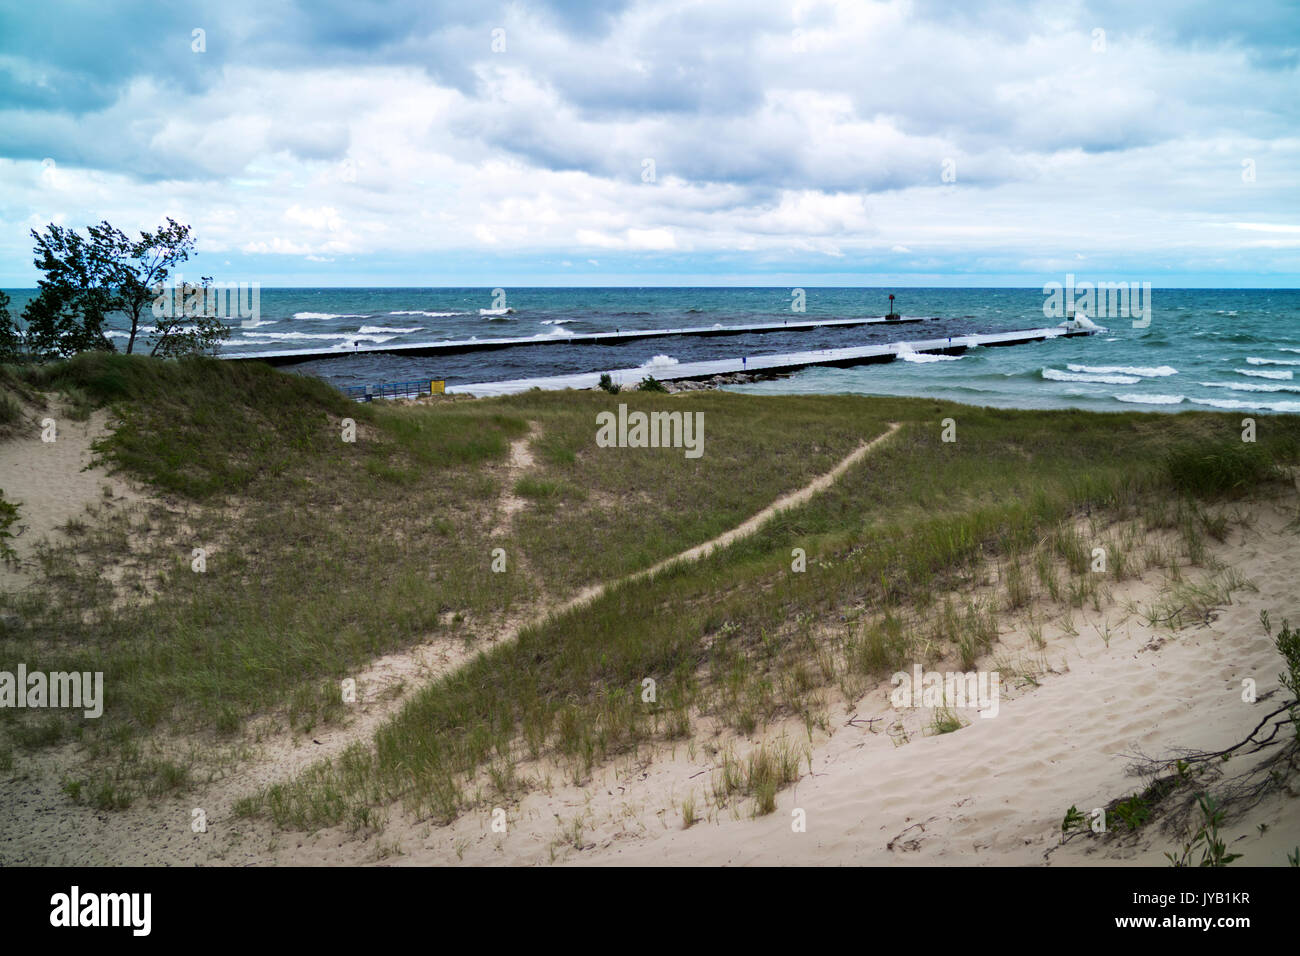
[2,353,1296,814]
[0,354,882,802]
[1165,441,1283,498]
[245,401,1300,828]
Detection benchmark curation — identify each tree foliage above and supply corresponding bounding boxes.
[0,290,25,362]
[18,218,231,360]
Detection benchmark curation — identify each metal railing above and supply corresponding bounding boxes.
[343,379,445,402]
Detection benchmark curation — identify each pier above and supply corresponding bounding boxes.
[446,326,1096,397]
[220,315,931,366]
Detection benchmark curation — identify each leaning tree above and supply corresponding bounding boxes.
[20,218,230,360]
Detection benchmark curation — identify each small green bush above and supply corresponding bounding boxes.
[0,490,19,568]
[0,390,21,427]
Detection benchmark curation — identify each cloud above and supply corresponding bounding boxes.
[0,0,1298,283]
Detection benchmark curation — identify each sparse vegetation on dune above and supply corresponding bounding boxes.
[1,354,1297,823]
[245,398,1298,830]
[0,355,878,800]
[1060,612,1300,867]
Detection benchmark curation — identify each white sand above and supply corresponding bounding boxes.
[0,407,142,589]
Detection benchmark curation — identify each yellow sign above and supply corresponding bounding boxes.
[430,380,445,395]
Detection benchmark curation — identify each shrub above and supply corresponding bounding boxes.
[0,491,20,568]
[0,390,21,427]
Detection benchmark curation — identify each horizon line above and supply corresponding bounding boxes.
[3,284,1299,292]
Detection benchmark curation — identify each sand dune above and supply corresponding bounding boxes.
[2,420,1296,868]
[256,499,1299,867]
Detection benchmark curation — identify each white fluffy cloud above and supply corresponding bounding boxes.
[0,0,1297,283]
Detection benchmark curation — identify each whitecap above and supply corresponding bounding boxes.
[900,351,962,363]
[1044,368,1140,385]
[897,343,961,364]
[1236,368,1293,380]
[1200,380,1300,394]
[1057,315,1108,331]
[1067,363,1177,378]
[389,310,468,317]
[1114,394,1185,405]
[1190,397,1300,413]
[238,331,395,344]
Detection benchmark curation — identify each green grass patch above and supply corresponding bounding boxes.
[1165,440,1285,498]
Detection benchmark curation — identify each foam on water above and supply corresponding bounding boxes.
[389,310,468,317]
[1114,394,1186,405]
[1236,368,1293,380]
[1200,380,1300,394]
[241,331,396,343]
[900,350,962,363]
[1044,368,1140,385]
[1067,363,1177,377]
[1190,396,1300,413]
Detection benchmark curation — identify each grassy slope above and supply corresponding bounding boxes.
[255,400,1300,828]
[0,355,881,782]
[1,355,1296,817]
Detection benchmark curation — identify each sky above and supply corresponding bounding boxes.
[1,0,1298,287]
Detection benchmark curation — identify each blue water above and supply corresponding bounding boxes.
[3,287,1298,412]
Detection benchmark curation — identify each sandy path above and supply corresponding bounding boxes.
[558,422,902,609]
[490,423,541,536]
[639,422,902,575]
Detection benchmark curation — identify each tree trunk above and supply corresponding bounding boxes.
[126,304,138,354]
